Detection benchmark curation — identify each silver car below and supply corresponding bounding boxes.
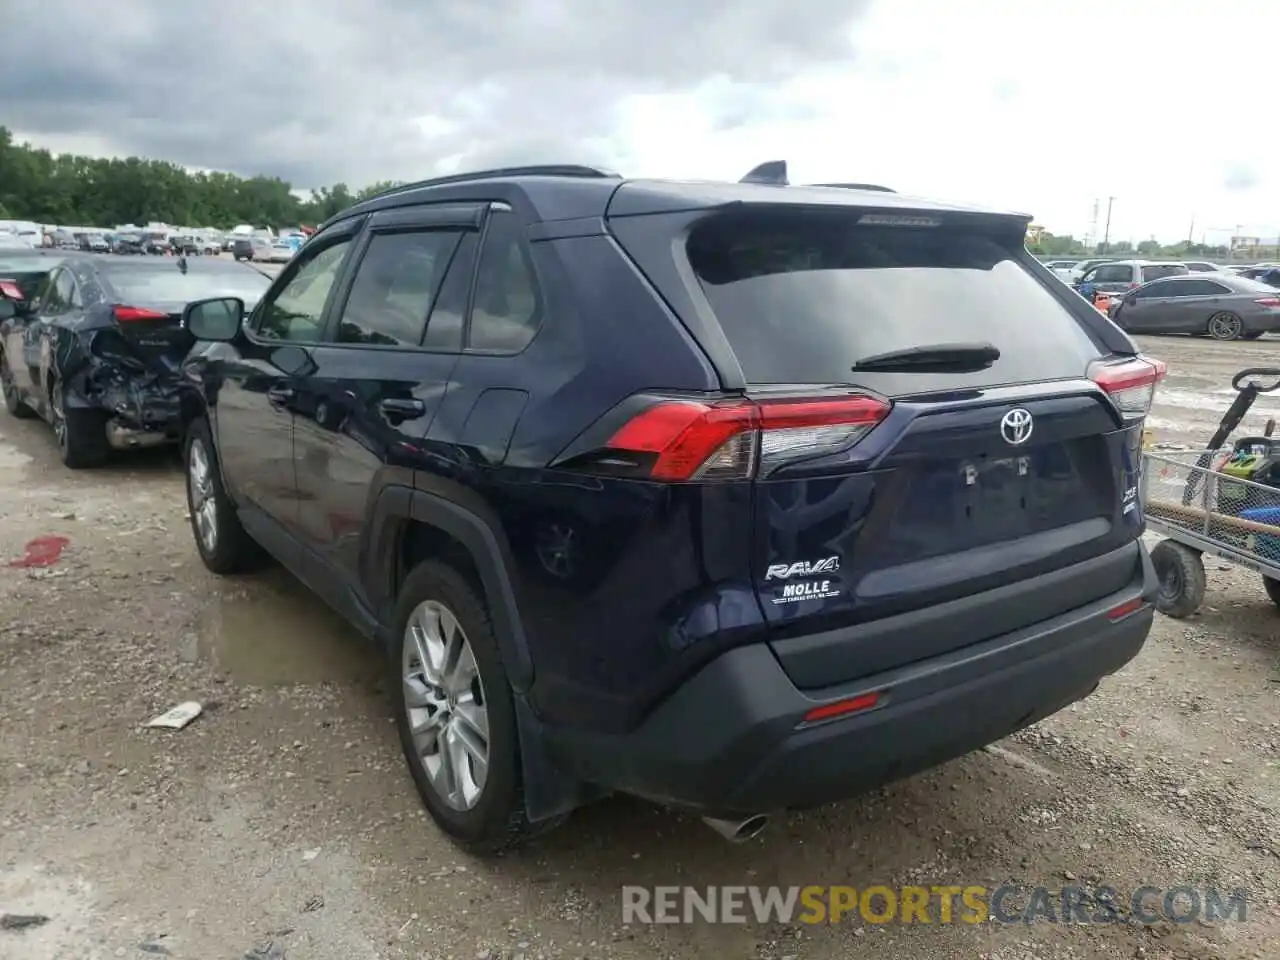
[1109,273,1280,340]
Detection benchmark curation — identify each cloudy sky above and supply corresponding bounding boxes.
[1,0,1276,244]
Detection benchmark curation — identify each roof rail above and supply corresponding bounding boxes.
[361,164,621,202]
[810,182,896,193]
[740,161,789,186]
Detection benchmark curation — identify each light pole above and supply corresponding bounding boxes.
[1100,196,1115,254]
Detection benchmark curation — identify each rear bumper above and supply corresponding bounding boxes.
[545,544,1158,816]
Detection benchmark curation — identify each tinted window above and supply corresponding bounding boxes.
[1141,264,1189,281]
[100,264,272,307]
[1091,264,1134,283]
[256,239,351,341]
[423,232,478,351]
[1133,279,1174,299]
[335,230,462,346]
[468,209,541,352]
[1182,279,1230,295]
[685,213,1100,387]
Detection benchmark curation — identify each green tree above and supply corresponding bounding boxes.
[0,125,397,229]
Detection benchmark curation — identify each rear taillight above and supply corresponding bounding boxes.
[1088,354,1167,421]
[114,305,169,322]
[600,395,891,482]
[1256,298,1280,308]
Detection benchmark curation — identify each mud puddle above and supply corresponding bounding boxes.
[190,568,381,686]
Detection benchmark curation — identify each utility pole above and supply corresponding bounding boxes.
[1101,196,1115,253]
[1187,214,1195,247]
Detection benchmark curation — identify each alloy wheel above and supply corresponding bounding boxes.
[401,600,490,811]
[187,438,218,553]
[1208,312,1243,340]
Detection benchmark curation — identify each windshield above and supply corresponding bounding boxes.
[101,264,272,306]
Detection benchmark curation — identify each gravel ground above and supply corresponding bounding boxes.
[2,334,1279,960]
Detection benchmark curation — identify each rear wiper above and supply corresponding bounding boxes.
[851,342,1001,374]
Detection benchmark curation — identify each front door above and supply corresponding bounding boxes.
[207,224,361,550]
[291,204,485,615]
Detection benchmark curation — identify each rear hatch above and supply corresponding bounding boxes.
[608,198,1161,686]
[96,260,272,368]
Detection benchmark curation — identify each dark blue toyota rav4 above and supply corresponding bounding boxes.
[176,162,1163,851]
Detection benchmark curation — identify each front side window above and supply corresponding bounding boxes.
[335,230,463,347]
[255,239,352,341]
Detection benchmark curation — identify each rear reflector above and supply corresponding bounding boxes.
[1107,597,1147,621]
[604,395,891,481]
[802,691,882,724]
[114,305,170,322]
[1088,355,1167,421]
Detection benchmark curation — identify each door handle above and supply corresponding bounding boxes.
[267,385,295,405]
[379,398,426,419]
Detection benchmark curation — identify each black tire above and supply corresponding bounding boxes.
[1263,575,1280,608]
[183,417,262,573]
[1207,311,1244,341]
[0,350,36,419]
[49,375,109,468]
[1151,539,1207,618]
[391,560,551,853]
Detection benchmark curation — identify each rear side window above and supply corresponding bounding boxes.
[335,230,463,347]
[685,213,1100,387]
[1141,264,1189,281]
[468,209,541,353]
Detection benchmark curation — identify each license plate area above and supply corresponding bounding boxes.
[960,453,1037,535]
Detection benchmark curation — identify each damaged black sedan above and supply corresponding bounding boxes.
[1,252,272,467]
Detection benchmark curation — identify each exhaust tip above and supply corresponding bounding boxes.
[702,814,770,843]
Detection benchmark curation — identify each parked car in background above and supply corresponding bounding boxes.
[1043,259,1080,279]
[1068,258,1116,282]
[111,233,146,255]
[266,238,296,262]
[169,235,201,256]
[141,233,170,255]
[172,162,1160,852]
[1108,272,1280,340]
[1075,260,1190,296]
[0,253,272,467]
[0,233,34,250]
[231,237,255,261]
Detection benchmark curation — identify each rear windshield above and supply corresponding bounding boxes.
[1141,264,1189,281]
[100,264,272,305]
[685,213,1101,388]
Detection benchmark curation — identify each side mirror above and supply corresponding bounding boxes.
[183,297,244,341]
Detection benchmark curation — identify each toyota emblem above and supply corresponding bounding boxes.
[1000,408,1034,445]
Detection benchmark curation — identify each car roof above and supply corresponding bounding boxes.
[326,163,1033,231]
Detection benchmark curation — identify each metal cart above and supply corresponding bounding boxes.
[1142,449,1280,616]
[1141,367,1280,617]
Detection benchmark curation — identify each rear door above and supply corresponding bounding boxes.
[612,204,1157,683]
